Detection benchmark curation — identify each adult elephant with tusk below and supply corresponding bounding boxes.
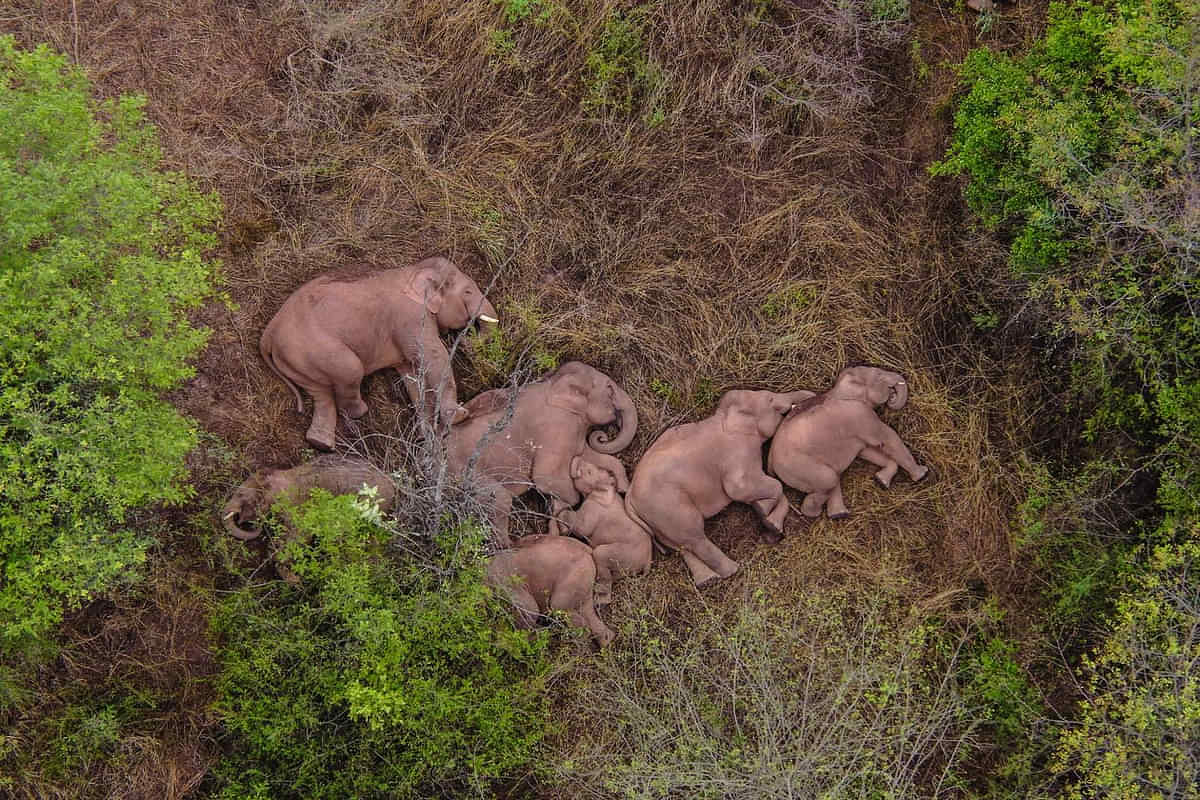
[260,256,499,451]
[625,388,816,587]
[446,361,637,547]
[767,365,930,520]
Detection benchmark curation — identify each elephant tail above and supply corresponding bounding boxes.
[624,494,668,556]
[260,326,305,413]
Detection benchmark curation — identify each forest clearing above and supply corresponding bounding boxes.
[1,0,1195,797]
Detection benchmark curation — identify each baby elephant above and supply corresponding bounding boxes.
[486,535,615,647]
[221,456,396,583]
[768,365,929,520]
[556,457,652,606]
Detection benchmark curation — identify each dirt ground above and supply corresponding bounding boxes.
[3,0,1052,795]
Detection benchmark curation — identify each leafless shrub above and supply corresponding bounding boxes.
[548,580,979,799]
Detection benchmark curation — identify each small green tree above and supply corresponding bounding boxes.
[0,37,219,649]
[212,491,549,799]
[1051,534,1200,799]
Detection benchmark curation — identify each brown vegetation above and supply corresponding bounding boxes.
[2,0,1052,795]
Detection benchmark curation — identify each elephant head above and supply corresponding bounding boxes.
[221,476,269,540]
[546,362,638,454]
[835,366,908,410]
[570,455,621,495]
[406,257,499,334]
[720,389,812,439]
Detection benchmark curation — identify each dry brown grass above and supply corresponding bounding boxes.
[2,0,1053,795]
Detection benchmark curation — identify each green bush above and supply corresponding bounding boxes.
[0,37,219,650]
[212,491,549,799]
[1051,534,1200,799]
[583,7,665,118]
[931,1,1197,473]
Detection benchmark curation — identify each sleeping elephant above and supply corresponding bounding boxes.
[486,534,615,647]
[260,256,499,451]
[556,457,653,606]
[220,455,397,583]
[767,365,929,520]
[625,388,815,587]
[446,361,637,547]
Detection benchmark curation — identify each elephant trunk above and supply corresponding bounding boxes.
[588,384,638,454]
[222,499,262,540]
[886,372,908,410]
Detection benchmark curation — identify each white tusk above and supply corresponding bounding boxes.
[895,381,906,385]
[223,511,237,520]
[479,314,499,323]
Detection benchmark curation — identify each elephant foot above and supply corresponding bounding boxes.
[345,401,369,419]
[829,510,850,521]
[874,474,893,490]
[305,425,336,452]
[912,465,932,483]
[760,527,783,545]
[682,550,722,587]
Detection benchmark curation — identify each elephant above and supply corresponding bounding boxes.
[486,534,615,647]
[221,455,396,583]
[555,457,652,606]
[260,256,499,451]
[446,361,637,547]
[625,388,815,587]
[767,365,930,519]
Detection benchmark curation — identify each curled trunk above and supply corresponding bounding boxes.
[588,384,638,454]
[886,372,908,410]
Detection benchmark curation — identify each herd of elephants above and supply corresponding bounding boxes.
[220,257,931,645]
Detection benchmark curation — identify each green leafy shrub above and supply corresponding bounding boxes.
[583,7,665,117]
[935,7,1199,792]
[549,586,978,799]
[1051,535,1200,799]
[930,0,1197,437]
[212,491,549,799]
[0,37,219,649]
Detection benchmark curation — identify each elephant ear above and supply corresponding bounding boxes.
[719,391,761,436]
[405,265,448,314]
[546,370,590,416]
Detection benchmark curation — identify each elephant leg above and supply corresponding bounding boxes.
[800,491,828,518]
[553,564,615,647]
[405,332,464,430]
[317,346,367,419]
[875,424,928,483]
[333,381,368,420]
[507,586,542,630]
[681,550,719,586]
[305,387,339,451]
[826,482,850,519]
[859,446,898,489]
[797,463,841,518]
[569,606,615,647]
[723,469,788,534]
[683,537,739,586]
[547,499,570,536]
[590,545,618,606]
[477,479,515,547]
